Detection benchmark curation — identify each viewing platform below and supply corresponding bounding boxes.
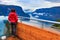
[7,22,60,40]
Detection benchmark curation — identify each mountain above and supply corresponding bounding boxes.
[0,4,30,18]
[32,6,60,21]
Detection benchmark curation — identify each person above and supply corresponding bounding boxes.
[8,9,18,37]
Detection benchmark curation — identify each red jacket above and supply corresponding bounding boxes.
[8,12,18,23]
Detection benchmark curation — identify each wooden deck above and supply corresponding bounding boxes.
[7,22,60,40]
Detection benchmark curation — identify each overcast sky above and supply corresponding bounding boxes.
[45,0,60,3]
[0,0,60,10]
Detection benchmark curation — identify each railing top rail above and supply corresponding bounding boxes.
[18,16,60,24]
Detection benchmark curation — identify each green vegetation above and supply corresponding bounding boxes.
[52,19,60,29]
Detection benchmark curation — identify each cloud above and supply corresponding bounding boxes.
[0,0,20,5]
[0,0,60,11]
[45,0,60,3]
[18,0,60,10]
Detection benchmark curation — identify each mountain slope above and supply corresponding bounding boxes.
[31,6,60,21]
[0,4,30,18]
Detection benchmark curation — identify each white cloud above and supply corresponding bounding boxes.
[44,1,60,7]
[45,0,60,3]
[0,0,60,11]
[0,0,23,7]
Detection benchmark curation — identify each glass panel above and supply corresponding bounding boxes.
[19,16,60,32]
